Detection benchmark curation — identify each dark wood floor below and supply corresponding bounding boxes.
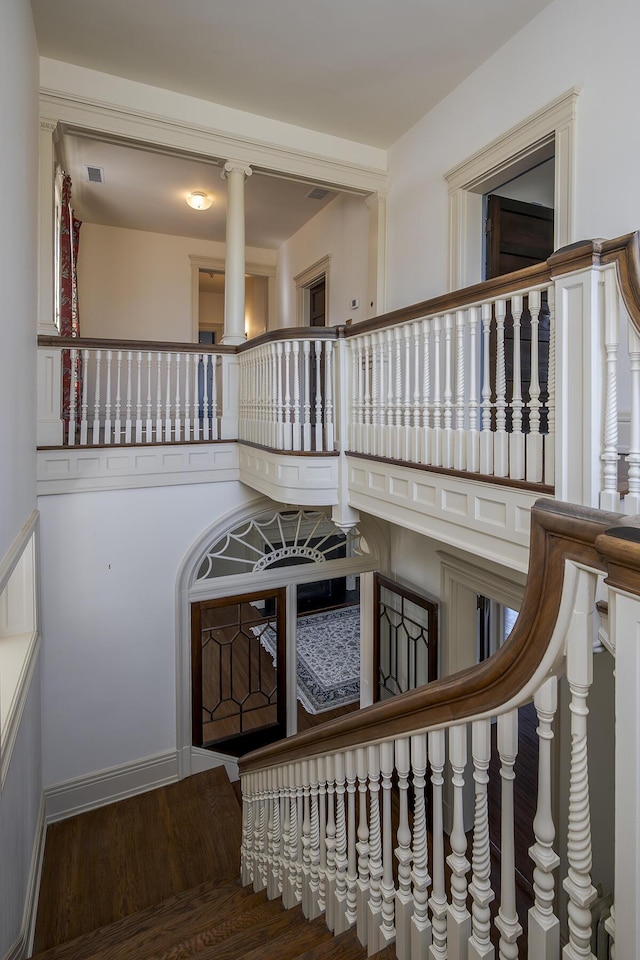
[33,766,242,953]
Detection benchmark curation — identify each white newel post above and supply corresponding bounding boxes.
[220,354,239,439]
[333,332,360,532]
[595,522,640,960]
[37,347,64,445]
[222,160,252,346]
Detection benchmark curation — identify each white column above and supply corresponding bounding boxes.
[365,192,387,318]
[38,119,58,335]
[221,160,252,345]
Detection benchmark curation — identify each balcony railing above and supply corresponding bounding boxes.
[37,232,640,513]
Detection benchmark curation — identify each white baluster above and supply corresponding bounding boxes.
[80,348,89,445]
[394,327,403,460]
[509,295,525,479]
[386,329,395,457]
[380,740,396,947]
[480,303,493,474]
[356,746,371,946]
[334,751,350,934]
[496,711,522,960]
[346,750,358,928]
[468,719,494,960]
[604,905,615,960]
[428,729,447,960]
[283,341,292,450]
[528,676,560,958]
[292,340,302,451]
[467,306,480,472]
[563,568,597,960]
[284,762,299,908]
[183,350,191,440]
[173,352,181,442]
[210,354,218,439]
[240,775,254,886]
[164,353,172,442]
[104,350,112,444]
[526,291,543,482]
[403,324,412,460]
[370,334,379,457]
[364,335,372,455]
[68,347,78,445]
[626,323,640,514]
[350,339,360,452]
[422,318,431,464]
[395,737,413,960]
[368,743,383,954]
[315,339,323,451]
[447,724,471,956]
[280,766,291,899]
[432,317,443,467]
[317,756,327,915]
[92,349,102,444]
[114,350,123,444]
[325,754,337,929]
[410,732,432,960]
[192,354,200,442]
[600,269,621,509]
[377,331,386,457]
[276,342,284,449]
[412,321,422,462]
[302,339,312,450]
[145,352,153,442]
[545,288,556,485]
[255,772,267,892]
[454,308,467,470]
[296,767,304,905]
[267,768,280,900]
[155,352,162,443]
[124,350,133,444]
[325,340,334,451]
[301,760,312,915]
[134,350,142,443]
[201,354,210,441]
[494,299,508,477]
[442,313,454,468]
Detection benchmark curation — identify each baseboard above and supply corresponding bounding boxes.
[190,747,239,781]
[44,750,179,823]
[1,791,46,960]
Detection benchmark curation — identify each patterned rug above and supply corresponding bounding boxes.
[255,606,360,714]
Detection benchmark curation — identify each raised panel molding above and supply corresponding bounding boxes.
[36,443,240,495]
[347,456,551,573]
[238,445,339,505]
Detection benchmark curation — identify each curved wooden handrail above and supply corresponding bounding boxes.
[239,499,623,774]
[37,335,234,355]
[236,326,341,352]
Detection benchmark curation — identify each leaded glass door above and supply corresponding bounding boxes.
[191,587,286,755]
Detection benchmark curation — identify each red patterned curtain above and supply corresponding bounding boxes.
[59,174,82,428]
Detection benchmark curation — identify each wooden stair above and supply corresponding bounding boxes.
[31,768,394,960]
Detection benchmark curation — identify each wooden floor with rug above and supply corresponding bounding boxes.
[31,766,395,960]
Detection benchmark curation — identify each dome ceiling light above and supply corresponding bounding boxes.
[186,191,213,211]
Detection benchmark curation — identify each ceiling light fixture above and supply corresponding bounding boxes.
[186,191,213,211]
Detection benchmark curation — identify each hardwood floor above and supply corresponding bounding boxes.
[33,767,242,953]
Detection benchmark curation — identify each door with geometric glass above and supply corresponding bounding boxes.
[191,587,286,756]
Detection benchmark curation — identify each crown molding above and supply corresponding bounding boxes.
[40,88,388,195]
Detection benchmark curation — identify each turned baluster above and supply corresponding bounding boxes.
[442,313,454,468]
[447,724,471,956]
[302,339,312,450]
[544,287,556,485]
[386,329,395,454]
[254,771,267,893]
[324,340,334,450]
[301,759,312,915]
[432,317,443,466]
[292,340,302,451]
[468,718,494,960]
[509,295,525,478]
[103,350,113,443]
[139,350,148,443]
[454,308,467,470]
[380,740,396,947]
[124,350,133,443]
[163,353,172,442]
[307,759,322,919]
[92,349,102,444]
[496,711,522,960]
[412,320,422,462]
[334,751,350,933]
[345,750,358,928]
[314,340,323,451]
[428,729,447,960]
[295,764,305,905]
[283,341,292,450]
[356,746,371,946]
[467,306,480,472]
[284,761,300,906]
[394,327,403,459]
[240,774,254,886]
[479,303,494,474]
[494,298,508,476]
[370,334,379,457]
[68,347,79,445]
[528,676,560,958]
[191,353,199,442]
[280,765,292,901]
[395,737,413,960]
[421,318,431,464]
[210,354,218,439]
[364,335,372,455]
[155,352,163,442]
[202,354,211,441]
[367,743,383,955]
[410,732,432,960]
[325,754,338,930]
[403,324,412,460]
[526,290,543,482]
[317,756,328,915]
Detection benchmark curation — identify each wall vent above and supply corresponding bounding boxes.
[306,186,331,201]
[85,165,105,184]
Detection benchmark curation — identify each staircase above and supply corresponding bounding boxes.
[31,768,394,960]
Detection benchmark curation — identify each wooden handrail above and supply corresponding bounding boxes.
[236,326,341,352]
[239,499,623,774]
[37,335,235,355]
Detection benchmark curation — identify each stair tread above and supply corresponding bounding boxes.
[30,880,267,960]
[186,905,332,960]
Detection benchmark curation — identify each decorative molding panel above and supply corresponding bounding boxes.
[347,456,552,573]
[44,751,179,824]
[238,445,339,505]
[37,442,239,495]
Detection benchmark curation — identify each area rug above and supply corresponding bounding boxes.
[254,606,360,714]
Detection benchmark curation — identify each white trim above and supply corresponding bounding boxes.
[445,88,579,289]
[44,751,179,824]
[40,91,388,194]
[238,445,339,505]
[37,442,240,495]
[0,512,38,598]
[294,255,331,327]
[1,793,46,960]
[189,747,239,781]
[189,255,277,344]
[1,635,41,791]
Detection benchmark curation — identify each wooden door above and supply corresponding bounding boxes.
[191,587,286,756]
[309,278,326,327]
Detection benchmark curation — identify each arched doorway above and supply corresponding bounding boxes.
[176,499,385,778]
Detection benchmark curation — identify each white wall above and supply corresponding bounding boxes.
[276,194,369,327]
[386,0,640,308]
[0,2,41,955]
[77,223,275,341]
[38,481,256,789]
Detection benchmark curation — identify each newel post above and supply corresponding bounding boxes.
[332,328,360,532]
[595,518,640,959]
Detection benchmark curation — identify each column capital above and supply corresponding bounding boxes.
[222,160,253,180]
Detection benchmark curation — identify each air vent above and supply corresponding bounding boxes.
[306,186,331,201]
[85,165,105,184]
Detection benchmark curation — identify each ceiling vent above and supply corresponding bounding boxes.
[85,165,105,184]
[306,186,331,201]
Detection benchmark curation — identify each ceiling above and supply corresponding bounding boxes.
[61,132,338,248]
[32,0,552,150]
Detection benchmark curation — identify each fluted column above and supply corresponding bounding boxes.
[221,160,252,345]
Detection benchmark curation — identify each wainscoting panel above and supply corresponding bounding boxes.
[238,445,339,505]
